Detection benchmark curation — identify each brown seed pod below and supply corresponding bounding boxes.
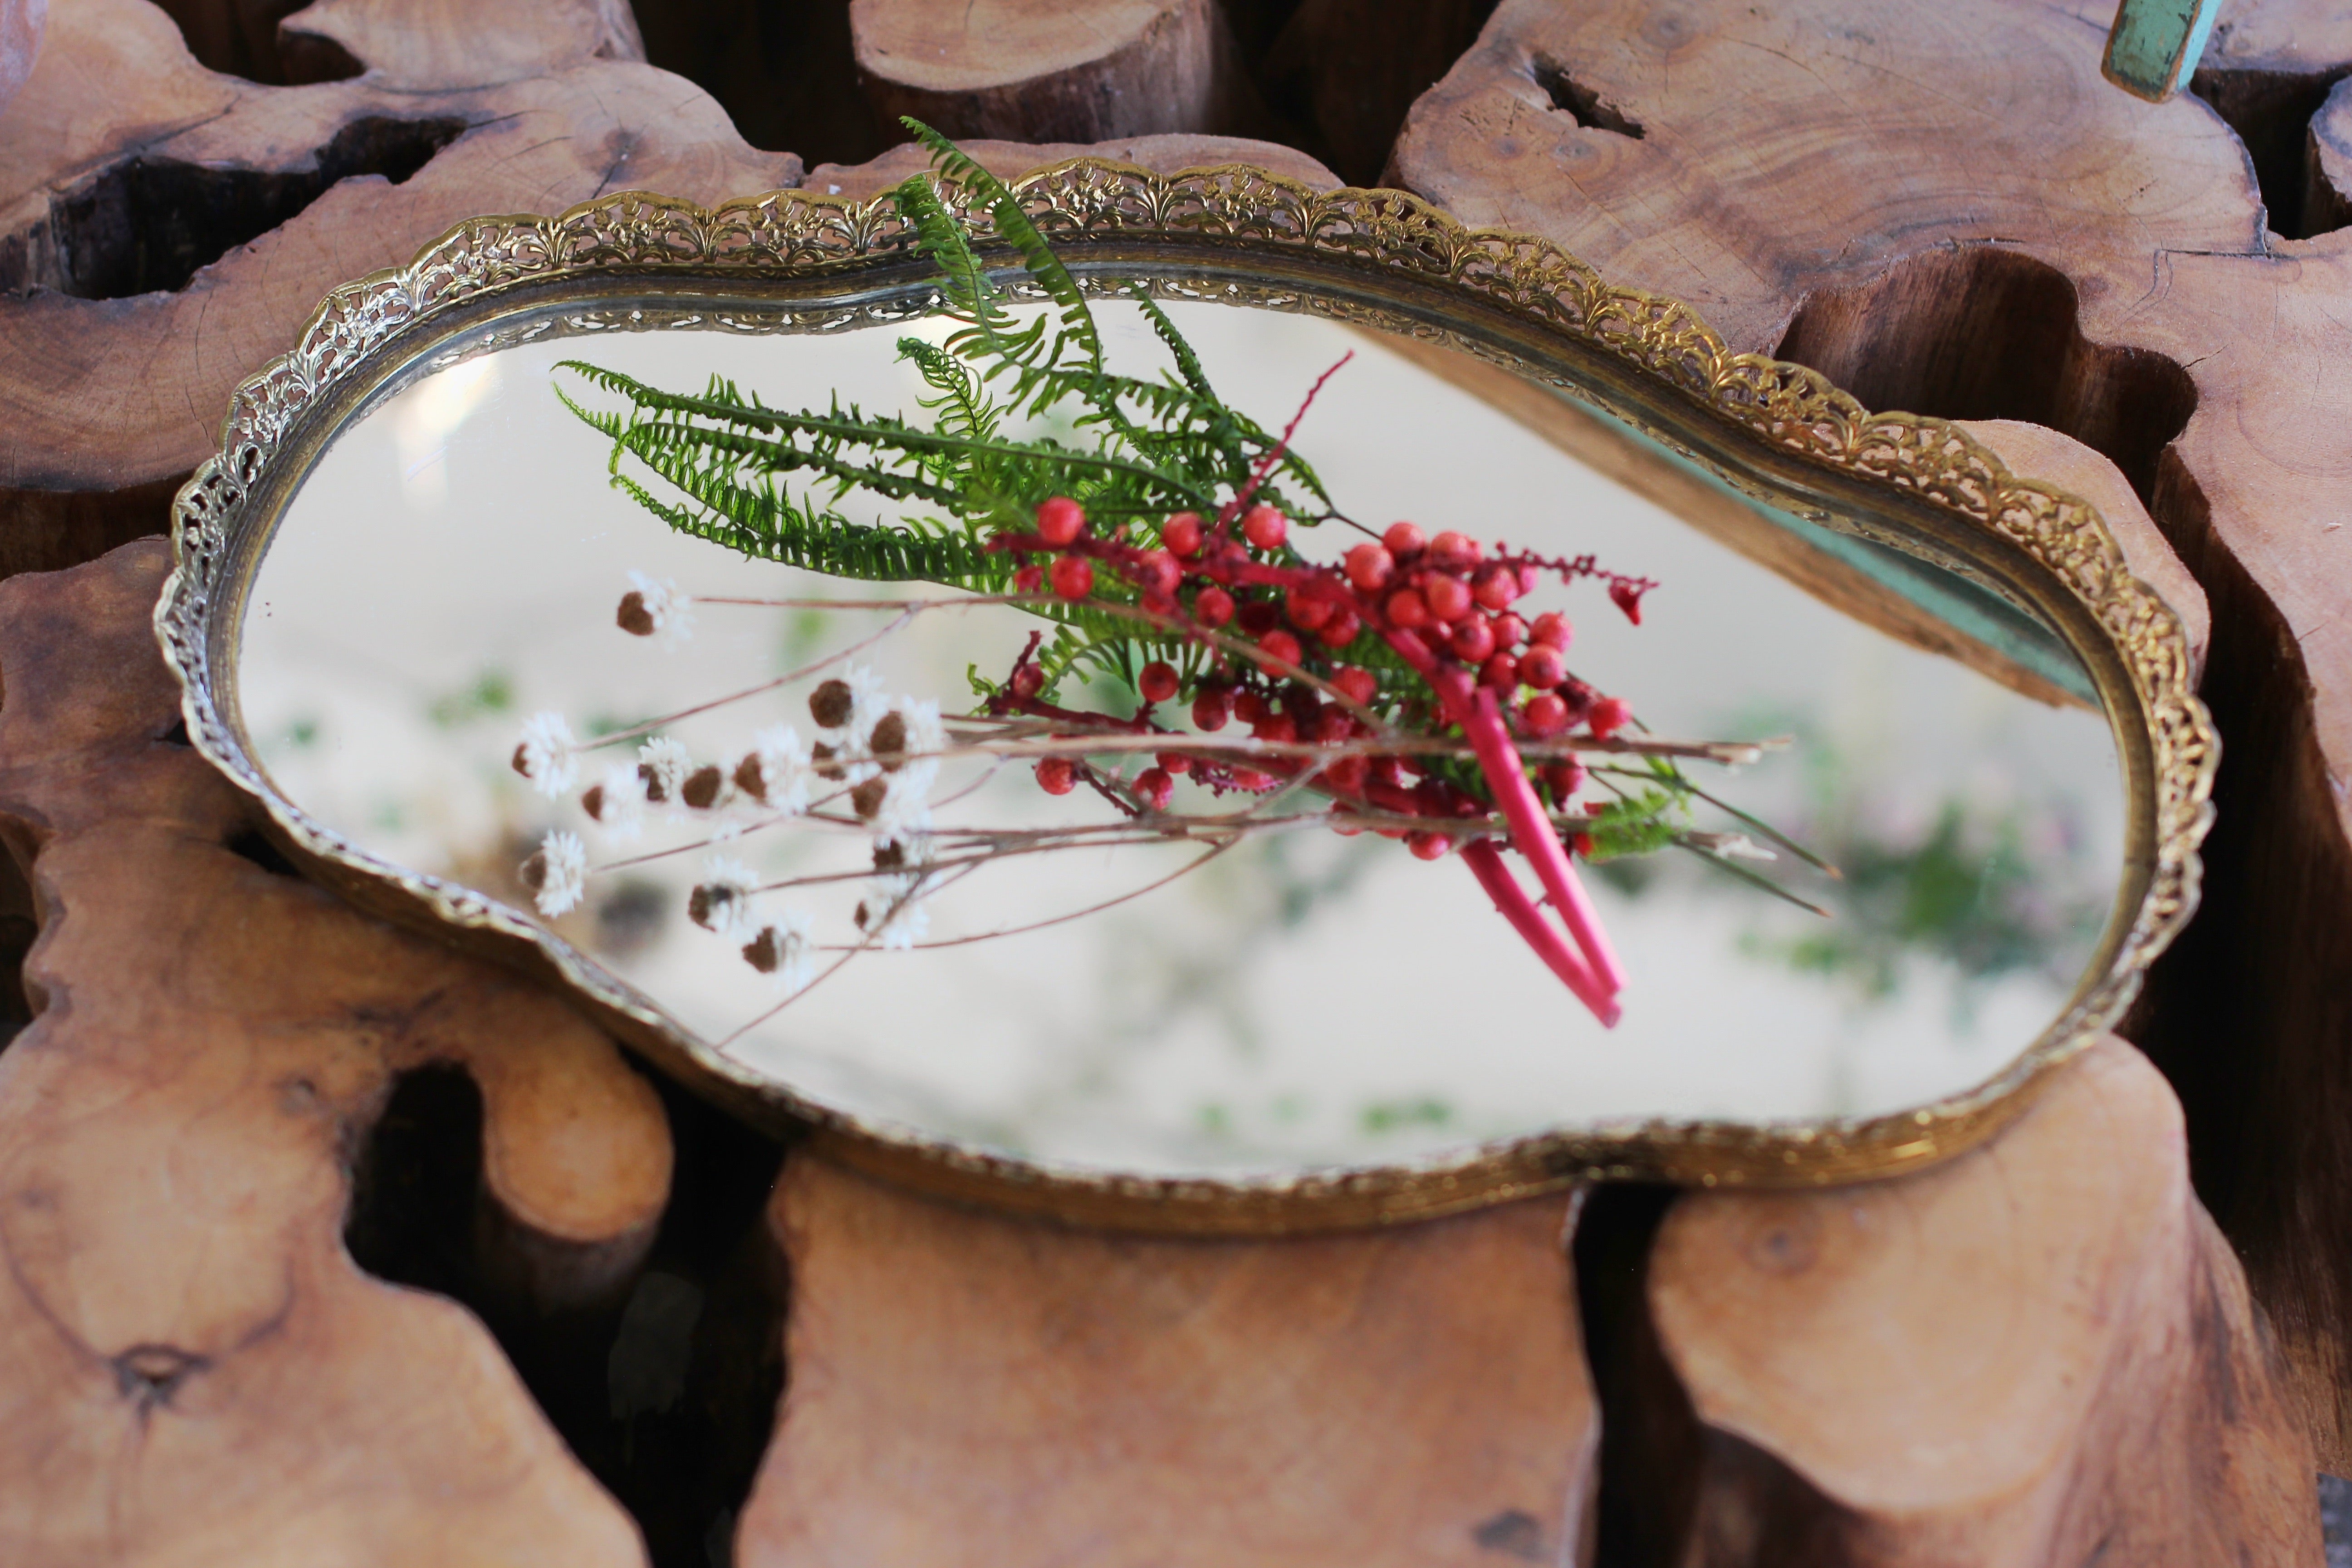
[850,776,889,819]
[617,590,656,636]
[870,710,908,772]
[809,678,855,728]
[681,764,725,809]
[733,753,769,803]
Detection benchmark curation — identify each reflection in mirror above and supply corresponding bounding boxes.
[240,298,2123,1177]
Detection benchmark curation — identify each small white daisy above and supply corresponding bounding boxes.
[582,763,647,841]
[637,735,692,804]
[735,725,813,815]
[741,906,816,995]
[618,569,695,649]
[511,711,578,799]
[689,855,761,938]
[522,828,587,918]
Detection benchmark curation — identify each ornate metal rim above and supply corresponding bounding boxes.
[155,158,2217,1235]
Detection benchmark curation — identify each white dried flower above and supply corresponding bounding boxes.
[688,855,761,938]
[808,663,887,746]
[617,569,694,649]
[857,871,930,950]
[740,907,816,995]
[734,725,813,815]
[865,785,933,843]
[521,828,588,918]
[637,735,692,805]
[511,711,578,798]
[1698,832,1778,862]
[581,763,646,841]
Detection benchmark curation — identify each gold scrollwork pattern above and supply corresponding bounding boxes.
[154,157,2215,1233]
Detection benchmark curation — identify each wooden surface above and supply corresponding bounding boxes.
[1649,1038,2314,1564]
[0,539,667,1565]
[0,0,37,116]
[739,1158,1595,1567]
[1,0,2349,1559]
[1392,0,2352,1470]
[849,0,1265,146]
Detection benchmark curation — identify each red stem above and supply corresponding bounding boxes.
[1461,842,1620,1027]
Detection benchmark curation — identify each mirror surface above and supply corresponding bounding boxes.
[239,297,2125,1177]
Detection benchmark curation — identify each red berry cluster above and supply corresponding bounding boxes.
[992,495,1651,844]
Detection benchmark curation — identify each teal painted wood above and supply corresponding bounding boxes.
[2103,0,2226,101]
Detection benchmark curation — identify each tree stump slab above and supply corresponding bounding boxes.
[1652,1038,2317,1564]
[737,1157,1595,1568]
[0,539,671,1566]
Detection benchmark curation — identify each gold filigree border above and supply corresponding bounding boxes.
[155,159,2216,1235]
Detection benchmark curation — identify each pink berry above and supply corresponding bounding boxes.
[1237,599,1281,635]
[1163,511,1205,557]
[1429,530,1480,567]
[1318,607,1362,648]
[1035,756,1077,795]
[1158,750,1194,775]
[1013,563,1044,593]
[1382,522,1426,558]
[1257,628,1303,669]
[1049,555,1094,599]
[1193,689,1233,730]
[1332,666,1378,706]
[1588,696,1631,737]
[1493,612,1528,650]
[1134,767,1175,812]
[1010,664,1045,699]
[1134,549,1180,598]
[1253,711,1298,745]
[1194,586,1235,627]
[1312,708,1354,743]
[1519,644,1567,690]
[1345,543,1395,592]
[1608,581,1646,624]
[1472,566,1519,611]
[1530,612,1573,649]
[1326,755,1369,794]
[1232,689,1269,725]
[1423,574,1474,623]
[1481,652,1519,690]
[1449,617,1496,663]
[1286,586,1335,631]
[1242,504,1289,550]
[1036,496,1086,545]
[1543,760,1586,800]
[1407,830,1452,861]
[1522,692,1569,736]
[1385,587,1431,629]
[1138,660,1180,704]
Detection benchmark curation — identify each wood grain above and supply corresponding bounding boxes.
[1650,1037,2318,1563]
[0,538,671,1565]
[0,0,38,113]
[0,0,800,574]
[736,1155,1597,1568]
[849,0,1264,145]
